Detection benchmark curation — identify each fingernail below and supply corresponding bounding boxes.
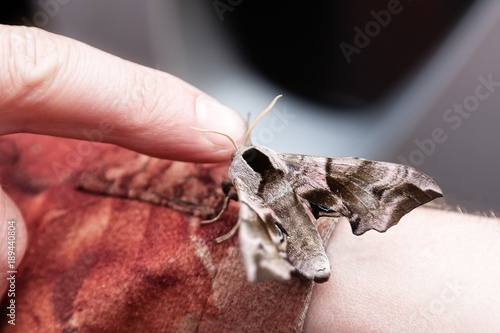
[196,97,246,148]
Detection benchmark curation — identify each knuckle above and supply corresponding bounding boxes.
[126,68,177,128]
[3,26,64,102]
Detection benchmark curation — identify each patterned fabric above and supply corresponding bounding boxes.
[0,134,333,332]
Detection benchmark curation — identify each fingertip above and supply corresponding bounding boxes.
[195,96,247,149]
[145,94,246,163]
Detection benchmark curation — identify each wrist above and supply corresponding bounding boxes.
[305,207,500,331]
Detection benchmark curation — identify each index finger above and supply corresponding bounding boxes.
[0,25,246,162]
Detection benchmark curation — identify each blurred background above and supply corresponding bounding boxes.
[1,0,499,212]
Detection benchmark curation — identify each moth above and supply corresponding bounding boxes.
[193,95,442,283]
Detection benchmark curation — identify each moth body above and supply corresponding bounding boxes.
[227,141,442,283]
[230,145,331,282]
[198,95,442,283]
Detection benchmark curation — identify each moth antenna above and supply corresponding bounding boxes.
[244,94,283,145]
[190,127,238,150]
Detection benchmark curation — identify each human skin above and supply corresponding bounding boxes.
[0,24,246,297]
[304,209,500,332]
[1,25,500,331]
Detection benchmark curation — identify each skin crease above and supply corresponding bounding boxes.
[1,26,500,330]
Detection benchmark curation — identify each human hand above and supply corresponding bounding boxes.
[0,25,246,296]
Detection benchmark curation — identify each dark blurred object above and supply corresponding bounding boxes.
[0,1,32,25]
[218,0,475,109]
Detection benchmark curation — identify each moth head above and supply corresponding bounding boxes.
[190,95,283,155]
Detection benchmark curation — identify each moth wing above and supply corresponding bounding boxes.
[280,154,443,235]
[233,178,295,282]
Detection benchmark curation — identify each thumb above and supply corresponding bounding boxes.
[0,188,28,298]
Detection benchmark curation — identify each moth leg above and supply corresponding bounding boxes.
[221,180,233,196]
[214,218,241,243]
[201,192,238,224]
[201,180,237,224]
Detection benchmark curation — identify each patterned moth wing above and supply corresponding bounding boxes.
[198,95,443,283]
[233,178,295,282]
[280,154,443,235]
